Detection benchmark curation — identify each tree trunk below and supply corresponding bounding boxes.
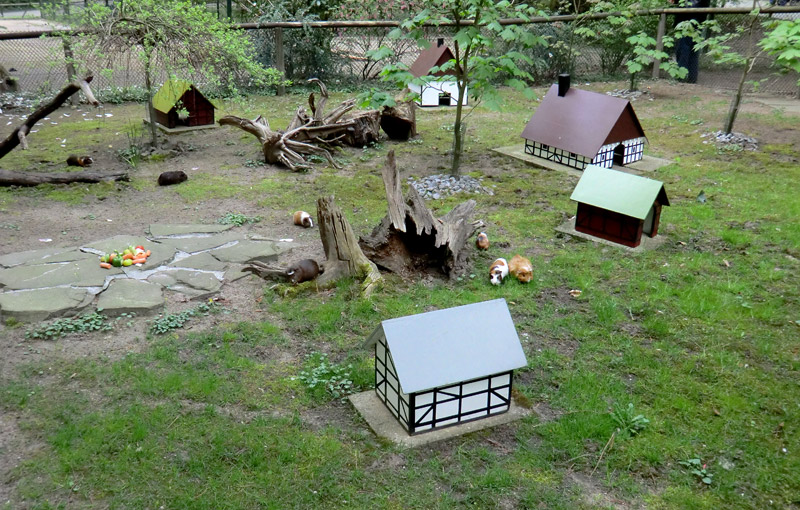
[723,0,759,135]
[360,151,481,278]
[380,101,417,140]
[0,168,129,186]
[144,63,159,148]
[316,195,382,296]
[0,74,98,160]
[0,64,19,92]
[450,79,467,176]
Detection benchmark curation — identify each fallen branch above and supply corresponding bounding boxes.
[0,168,129,187]
[0,74,99,160]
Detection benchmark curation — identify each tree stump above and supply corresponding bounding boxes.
[359,151,481,278]
[380,101,417,141]
[317,195,382,296]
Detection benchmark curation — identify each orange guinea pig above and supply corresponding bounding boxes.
[509,255,533,283]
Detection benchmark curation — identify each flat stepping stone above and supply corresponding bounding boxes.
[97,279,164,315]
[156,232,240,254]
[0,257,112,290]
[157,270,223,299]
[168,252,228,272]
[148,224,233,237]
[0,246,91,268]
[0,287,93,322]
[210,240,292,264]
[81,235,152,256]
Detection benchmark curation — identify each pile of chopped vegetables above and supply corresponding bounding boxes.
[99,245,151,269]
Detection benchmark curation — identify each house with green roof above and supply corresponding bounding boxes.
[570,165,669,248]
[152,79,215,129]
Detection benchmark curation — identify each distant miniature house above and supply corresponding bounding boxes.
[521,74,647,170]
[152,79,215,129]
[570,165,669,248]
[408,38,467,107]
[365,299,528,435]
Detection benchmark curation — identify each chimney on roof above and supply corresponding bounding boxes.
[437,38,445,47]
[558,73,570,97]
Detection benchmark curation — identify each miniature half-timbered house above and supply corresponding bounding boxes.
[152,79,215,129]
[408,38,467,107]
[521,74,647,170]
[365,299,528,435]
[570,165,669,248]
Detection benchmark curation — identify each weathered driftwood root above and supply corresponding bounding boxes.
[0,64,18,92]
[359,150,481,278]
[218,79,380,171]
[0,168,128,187]
[0,74,98,160]
[317,195,382,296]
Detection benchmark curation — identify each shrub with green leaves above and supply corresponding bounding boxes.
[149,301,222,336]
[611,402,650,438]
[217,212,262,226]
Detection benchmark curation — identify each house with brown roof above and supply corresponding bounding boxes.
[521,74,646,170]
[408,39,467,107]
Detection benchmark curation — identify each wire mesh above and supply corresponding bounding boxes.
[1,10,798,98]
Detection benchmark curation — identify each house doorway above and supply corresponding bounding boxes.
[438,92,452,106]
[613,143,626,166]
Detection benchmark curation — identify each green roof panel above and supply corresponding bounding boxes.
[570,165,669,219]
[152,79,192,114]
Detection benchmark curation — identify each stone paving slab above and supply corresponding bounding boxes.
[0,287,93,322]
[148,224,233,237]
[162,270,223,299]
[210,240,292,264]
[168,252,228,272]
[0,246,86,269]
[348,391,532,448]
[97,279,164,315]
[0,257,113,290]
[156,232,241,254]
[0,226,294,321]
[81,235,153,256]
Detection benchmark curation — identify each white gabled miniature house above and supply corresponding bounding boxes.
[407,38,467,107]
[365,299,528,435]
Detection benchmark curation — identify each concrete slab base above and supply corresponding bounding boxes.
[348,390,532,448]
[555,217,668,252]
[753,96,800,116]
[493,145,673,176]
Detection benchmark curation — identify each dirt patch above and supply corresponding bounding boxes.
[567,471,641,510]
[0,412,46,506]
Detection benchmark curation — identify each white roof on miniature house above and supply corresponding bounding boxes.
[365,299,528,394]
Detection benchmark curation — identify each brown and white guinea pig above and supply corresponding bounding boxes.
[292,210,313,228]
[509,254,533,283]
[489,258,508,286]
[286,259,323,284]
[476,232,489,250]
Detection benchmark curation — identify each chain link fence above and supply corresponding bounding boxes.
[1,9,799,99]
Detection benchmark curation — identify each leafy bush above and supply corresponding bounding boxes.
[295,352,359,400]
[149,301,222,336]
[217,212,262,226]
[26,312,112,340]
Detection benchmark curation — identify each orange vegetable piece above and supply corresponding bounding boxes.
[122,253,134,260]
[108,253,116,261]
[132,257,146,265]
[99,262,112,269]
[145,250,151,257]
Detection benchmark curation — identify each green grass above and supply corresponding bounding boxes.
[1,84,799,509]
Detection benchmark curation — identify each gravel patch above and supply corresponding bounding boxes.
[408,174,494,200]
[701,130,759,151]
[606,89,653,102]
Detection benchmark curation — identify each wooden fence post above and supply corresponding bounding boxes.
[652,12,667,79]
[275,27,285,96]
[62,37,78,105]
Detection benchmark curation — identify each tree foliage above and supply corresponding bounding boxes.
[365,0,546,175]
[72,0,284,146]
[759,18,800,92]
